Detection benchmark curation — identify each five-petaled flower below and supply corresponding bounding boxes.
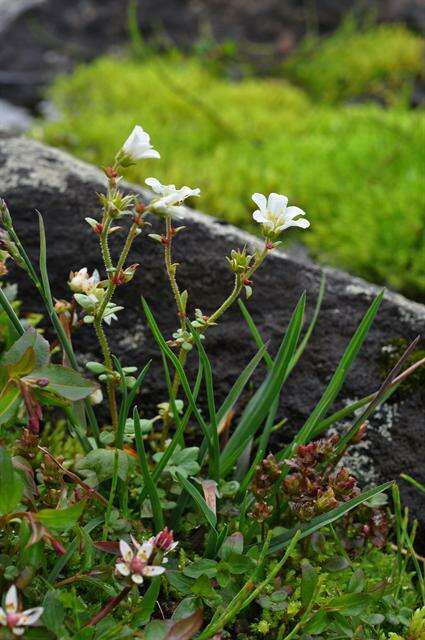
[122,125,160,162]
[252,192,310,237]
[115,537,166,585]
[0,585,43,636]
[145,177,200,217]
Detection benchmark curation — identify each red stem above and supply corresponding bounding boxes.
[84,585,131,627]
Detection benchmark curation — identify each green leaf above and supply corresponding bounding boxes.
[215,344,268,428]
[74,449,135,485]
[42,590,65,636]
[37,500,86,531]
[348,569,365,593]
[38,212,54,309]
[176,471,217,530]
[301,559,318,609]
[221,292,306,475]
[268,481,392,554]
[134,407,164,532]
[23,364,96,401]
[183,559,218,579]
[303,610,331,634]
[0,381,21,425]
[219,532,244,559]
[153,446,200,481]
[327,592,371,615]
[133,577,161,626]
[0,447,24,514]
[0,327,49,370]
[164,608,204,640]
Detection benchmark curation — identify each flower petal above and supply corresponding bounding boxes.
[285,206,306,221]
[145,177,163,194]
[119,540,134,563]
[18,608,44,626]
[288,217,310,229]
[131,573,144,584]
[137,541,154,562]
[12,627,25,636]
[142,565,166,577]
[116,562,131,577]
[252,210,267,224]
[251,193,267,211]
[141,149,161,160]
[267,193,288,215]
[0,607,6,626]
[5,585,18,613]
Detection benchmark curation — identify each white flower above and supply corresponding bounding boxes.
[145,177,200,216]
[252,192,310,236]
[89,388,103,405]
[68,268,100,294]
[115,537,166,585]
[0,585,43,636]
[122,125,160,161]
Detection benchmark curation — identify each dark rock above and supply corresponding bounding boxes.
[0,137,424,538]
[1,0,423,108]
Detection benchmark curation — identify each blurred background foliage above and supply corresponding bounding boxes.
[34,15,425,299]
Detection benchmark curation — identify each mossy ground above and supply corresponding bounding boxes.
[35,26,425,300]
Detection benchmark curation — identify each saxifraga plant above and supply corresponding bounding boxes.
[0,124,424,639]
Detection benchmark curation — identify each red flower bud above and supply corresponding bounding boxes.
[154,527,176,553]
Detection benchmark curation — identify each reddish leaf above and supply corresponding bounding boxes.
[164,608,204,640]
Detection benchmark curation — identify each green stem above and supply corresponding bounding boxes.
[207,246,268,326]
[0,286,24,335]
[198,530,301,639]
[94,219,139,431]
[94,318,118,429]
[164,215,186,329]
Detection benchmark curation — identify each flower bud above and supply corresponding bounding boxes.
[226,247,253,274]
[0,198,12,227]
[316,487,337,513]
[154,527,177,553]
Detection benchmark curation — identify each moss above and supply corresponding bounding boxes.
[35,54,425,298]
[381,338,425,398]
[283,20,424,105]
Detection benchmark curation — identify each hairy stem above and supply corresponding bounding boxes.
[164,215,186,329]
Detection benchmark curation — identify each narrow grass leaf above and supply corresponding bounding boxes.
[176,471,217,530]
[268,482,392,554]
[134,407,164,532]
[221,293,306,475]
[278,290,384,462]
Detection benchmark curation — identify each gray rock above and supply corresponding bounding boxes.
[0,100,33,136]
[0,137,424,538]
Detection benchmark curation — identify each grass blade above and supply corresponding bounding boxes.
[142,298,211,445]
[216,344,268,427]
[133,407,164,532]
[221,292,306,475]
[334,336,421,455]
[37,212,54,309]
[0,287,24,336]
[268,481,392,554]
[190,328,220,481]
[400,473,425,494]
[278,290,384,462]
[176,471,217,530]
